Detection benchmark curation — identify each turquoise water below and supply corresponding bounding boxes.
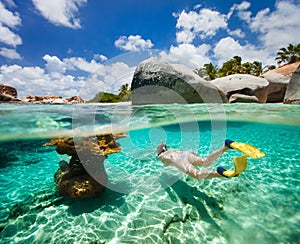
[0,103,300,243]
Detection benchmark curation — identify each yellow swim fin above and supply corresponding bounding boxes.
[217,155,248,177]
[226,140,265,158]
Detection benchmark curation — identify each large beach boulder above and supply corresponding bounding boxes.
[229,94,259,103]
[65,96,85,104]
[131,58,227,104]
[262,62,300,102]
[0,84,19,101]
[211,74,269,103]
[284,63,300,104]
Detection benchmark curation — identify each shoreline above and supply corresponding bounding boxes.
[0,101,286,105]
[0,101,133,105]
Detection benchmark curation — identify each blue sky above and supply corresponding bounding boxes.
[0,0,299,99]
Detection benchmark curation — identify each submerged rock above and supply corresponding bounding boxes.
[54,159,106,199]
[131,58,227,104]
[44,133,127,199]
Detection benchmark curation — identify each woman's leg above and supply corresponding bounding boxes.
[189,145,229,167]
[184,166,224,180]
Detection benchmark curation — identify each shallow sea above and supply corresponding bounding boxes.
[0,103,299,243]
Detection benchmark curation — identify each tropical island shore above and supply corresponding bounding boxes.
[1,59,299,105]
[1,44,300,105]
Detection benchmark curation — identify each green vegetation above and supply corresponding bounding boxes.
[88,44,300,102]
[196,43,300,80]
[196,63,218,80]
[196,56,263,80]
[118,83,131,101]
[275,43,300,65]
[88,83,131,103]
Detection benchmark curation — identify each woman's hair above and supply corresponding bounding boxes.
[157,142,167,156]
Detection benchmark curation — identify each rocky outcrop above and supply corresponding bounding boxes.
[262,62,300,102]
[211,74,269,103]
[229,94,259,103]
[44,134,126,199]
[21,94,85,104]
[65,96,85,104]
[0,84,20,102]
[54,158,106,199]
[263,73,289,102]
[284,63,300,104]
[131,58,228,104]
[0,84,85,104]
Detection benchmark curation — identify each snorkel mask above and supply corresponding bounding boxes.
[157,142,168,156]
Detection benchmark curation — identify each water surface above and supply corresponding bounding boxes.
[0,103,299,243]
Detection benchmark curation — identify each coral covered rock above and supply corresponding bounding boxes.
[45,133,127,199]
[54,159,106,199]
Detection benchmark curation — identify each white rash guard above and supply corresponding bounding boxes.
[158,146,227,180]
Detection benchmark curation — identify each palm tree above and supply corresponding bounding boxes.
[262,65,276,73]
[241,62,252,74]
[195,63,218,80]
[218,56,243,77]
[119,83,129,97]
[275,43,300,65]
[250,61,262,76]
[118,83,131,101]
[195,67,206,79]
[203,63,218,80]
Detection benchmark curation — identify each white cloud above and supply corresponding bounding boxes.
[227,1,251,22]
[0,53,135,99]
[114,35,154,51]
[236,1,251,11]
[32,0,87,29]
[0,65,44,81]
[175,30,195,44]
[228,29,245,38]
[92,62,134,93]
[43,55,67,74]
[0,24,22,47]
[237,10,251,23]
[0,47,21,59]
[250,0,300,51]
[175,8,227,43]
[0,1,22,48]
[194,4,201,10]
[213,37,274,66]
[63,57,103,73]
[2,0,16,8]
[0,64,84,97]
[169,43,211,68]
[0,1,21,28]
[93,54,108,62]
